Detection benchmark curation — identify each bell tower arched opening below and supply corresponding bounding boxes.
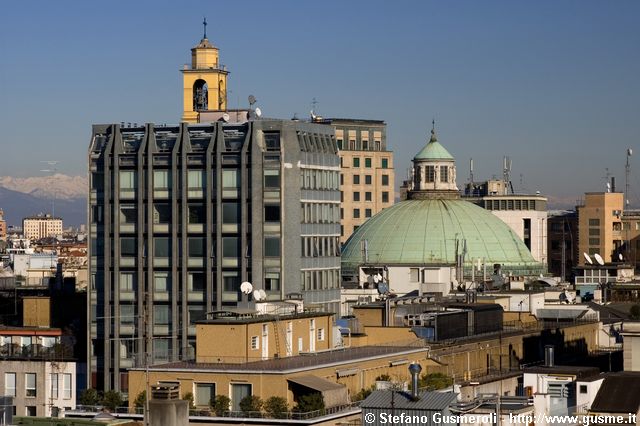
[193,79,208,111]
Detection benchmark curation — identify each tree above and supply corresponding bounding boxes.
[79,388,101,406]
[239,395,263,417]
[293,393,325,413]
[134,390,146,409]
[182,392,196,410]
[264,396,288,419]
[630,304,640,320]
[102,390,124,411]
[375,374,392,382]
[353,386,374,401]
[419,373,453,391]
[211,395,231,416]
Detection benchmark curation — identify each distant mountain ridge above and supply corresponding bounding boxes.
[0,174,87,200]
[0,175,87,227]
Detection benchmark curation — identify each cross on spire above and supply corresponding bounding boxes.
[203,17,207,39]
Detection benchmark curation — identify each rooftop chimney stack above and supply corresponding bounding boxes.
[408,363,422,400]
[544,345,555,367]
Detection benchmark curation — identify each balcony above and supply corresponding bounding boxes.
[0,343,73,360]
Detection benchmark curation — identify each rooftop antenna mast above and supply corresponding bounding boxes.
[40,160,59,217]
[626,148,633,207]
[469,158,474,185]
[604,168,611,192]
[502,156,512,194]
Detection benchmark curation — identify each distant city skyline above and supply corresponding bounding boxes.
[1,0,639,208]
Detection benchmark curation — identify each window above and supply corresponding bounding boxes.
[410,268,419,283]
[4,373,15,397]
[223,272,239,292]
[223,237,238,258]
[154,238,170,257]
[580,385,587,394]
[25,373,36,397]
[426,166,436,183]
[382,175,389,186]
[120,238,136,256]
[353,192,360,202]
[231,384,252,412]
[589,219,600,226]
[154,272,170,292]
[121,305,135,325]
[119,273,135,292]
[265,272,280,291]
[188,237,205,257]
[365,209,372,218]
[63,374,72,399]
[440,165,449,182]
[365,175,372,185]
[365,192,372,201]
[50,373,58,399]
[353,175,360,185]
[365,158,372,168]
[188,170,205,189]
[188,205,205,224]
[188,306,205,324]
[264,205,281,222]
[154,339,170,362]
[317,328,325,341]
[353,209,361,219]
[26,406,36,416]
[589,238,600,246]
[153,170,171,189]
[222,203,239,224]
[154,305,170,325]
[251,336,259,350]
[589,228,600,236]
[381,158,389,169]
[119,206,136,224]
[188,273,205,292]
[222,169,239,189]
[353,157,360,167]
[119,170,136,191]
[382,192,389,203]
[195,383,215,407]
[264,169,280,188]
[153,204,171,224]
[264,237,281,257]
[264,132,281,150]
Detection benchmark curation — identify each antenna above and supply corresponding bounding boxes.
[469,158,474,184]
[626,148,633,207]
[594,253,605,266]
[583,252,593,265]
[240,281,253,295]
[248,95,257,106]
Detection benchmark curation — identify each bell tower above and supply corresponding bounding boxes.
[181,18,229,123]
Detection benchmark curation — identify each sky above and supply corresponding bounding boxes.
[1,1,639,208]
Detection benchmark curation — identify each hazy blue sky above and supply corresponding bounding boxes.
[1,1,639,207]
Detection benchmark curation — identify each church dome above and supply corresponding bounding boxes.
[341,198,543,276]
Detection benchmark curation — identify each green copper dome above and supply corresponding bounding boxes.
[342,199,543,275]
[413,129,454,160]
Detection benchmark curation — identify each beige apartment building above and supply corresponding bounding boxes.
[0,209,6,240]
[577,192,624,264]
[22,214,63,240]
[314,118,395,243]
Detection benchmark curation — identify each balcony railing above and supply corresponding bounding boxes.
[0,343,74,360]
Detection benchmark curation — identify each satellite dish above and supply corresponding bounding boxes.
[222,113,230,122]
[248,95,257,106]
[594,253,605,266]
[377,283,389,294]
[376,273,383,281]
[583,253,593,265]
[619,253,624,261]
[628,148,633,156]
[373,275,380,283]
[258,289,267,300]
[254,107,262,118]
[366,275,373,285]
[253,289,264,301]
[240,281,253,295]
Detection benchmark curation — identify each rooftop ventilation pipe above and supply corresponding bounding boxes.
[408,363,422,400]
[544,345,555,367]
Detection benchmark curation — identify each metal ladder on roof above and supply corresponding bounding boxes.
[273,315,292,358]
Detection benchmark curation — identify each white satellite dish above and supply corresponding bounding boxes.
[373,275,380,283]
[628,148,633,156]
[254,107,262,118]
[594,253,605,266]
[583,253,593,265]
[376,273,383,281]
[619,253,624,261]
[222,112,230,122]
[258,289,267,300]
[253,289,265,301]
[240,281,253,295]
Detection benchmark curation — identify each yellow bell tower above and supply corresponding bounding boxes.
[181,18,229,123]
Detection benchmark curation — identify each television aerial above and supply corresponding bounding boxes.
[248,95,257,106]
[583,253,593,265]
[240,281,253,295]
[252,288,265,301]
[594,253,605,266]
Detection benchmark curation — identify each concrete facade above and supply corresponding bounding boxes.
[22,215,63,240]
[88,119,341,393]
[577,192,624,264]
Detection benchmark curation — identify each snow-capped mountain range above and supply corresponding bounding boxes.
[0,174,87,200]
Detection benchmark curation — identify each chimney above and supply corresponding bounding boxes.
[408,363,422,400]
[611,177,616,193]
[544,345,555,367]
